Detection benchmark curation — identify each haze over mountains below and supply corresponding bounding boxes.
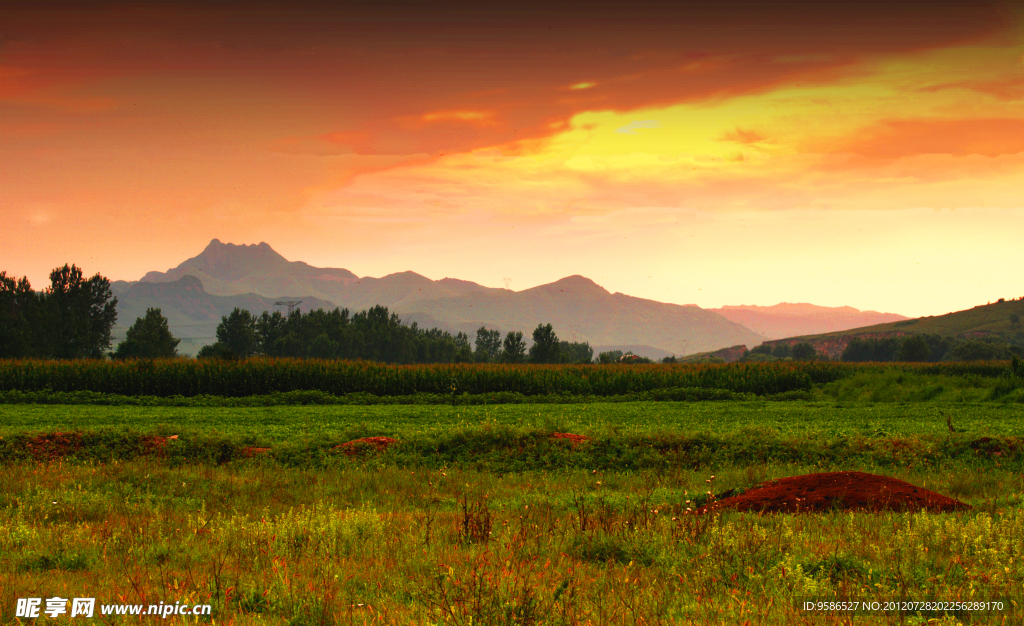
[112,240,906,357]
[710,304,907,341]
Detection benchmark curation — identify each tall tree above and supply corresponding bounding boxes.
[453,331,474,363]
[113,308,180,359]
[896,335,930,362]
[791,342,817,361]
[41,264,118,359]
[208,308,259,358]
[474,327,502,363]
[529,323,560,364]
[0,272,38,358]
[501,331,526,363]
[559,340,594,364]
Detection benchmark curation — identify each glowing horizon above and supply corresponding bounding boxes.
[3,1,1023,318]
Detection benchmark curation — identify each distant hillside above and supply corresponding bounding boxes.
[119,240,767,356]
[678,344,750,363]
[711,303,907,340]
[399,275,766,357]
[111,275,337,356]
[759,298,1024,359]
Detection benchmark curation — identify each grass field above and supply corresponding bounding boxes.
[2,362,1024,624]
[1,453,1021,624]
[3,400,1024,440]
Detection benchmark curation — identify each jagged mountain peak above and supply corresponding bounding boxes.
[142,239,357,284]
[195,239,291,267]
[525,275,610,296]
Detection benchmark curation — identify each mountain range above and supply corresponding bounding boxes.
[111,239,907,357]
[709,303,906,340]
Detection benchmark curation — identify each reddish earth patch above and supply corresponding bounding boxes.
[551,432,590,446]
[142,434,178,456]
[242,447,272,457]
[971,436,1020,457]
[25,432,83,460]
[698,472,971,514]
[334,436,399,457]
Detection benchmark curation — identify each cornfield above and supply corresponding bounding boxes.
[0,359,867,398]
[0,359,1012,398]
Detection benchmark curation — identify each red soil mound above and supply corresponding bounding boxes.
[242,447,272,457]
[698,472,971,514]
[551,432,590,446]
[142,434,178,455]
[25,432,180,460]
[334,436,399,456]
[25,432,83,460]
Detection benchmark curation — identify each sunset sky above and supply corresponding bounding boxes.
[3,0,1023,318]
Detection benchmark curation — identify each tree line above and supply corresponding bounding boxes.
[746,334,1024,363]
[10,264,1022,364]
[197,307,595,364]
[0,264,594,363]
[0,266,118,359]
[839,334,1023,363]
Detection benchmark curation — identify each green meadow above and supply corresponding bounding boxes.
[3,400,1024,440]
[2,362,1023,624]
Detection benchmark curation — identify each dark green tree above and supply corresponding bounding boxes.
[896,335,930,362]
[529,323,560,363]
[1011,313,1021,328]
[842,338,873,362]
[113,308,180,359]
[256,310,290,356]
[598,350,623,364]
[559,340,594,364]
[206,308,259,358]
[454,331,474,363]
[0,272,38,358]
[501,331,527,363]
[948,339,1012,361]
[40,264,118,359]
[474,327,502,363]
[791,342,817,361]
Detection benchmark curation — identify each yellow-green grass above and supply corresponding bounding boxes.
[3,394,1023,623]
[0,460,1020,625]
[3,402,1024,441]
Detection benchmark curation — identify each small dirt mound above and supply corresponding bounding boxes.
[334,436,398,457]
[698,472,970,514]
[26,432,83,460]
[551,432,590,446]
[142,434,178,455]
[242,447,271,457]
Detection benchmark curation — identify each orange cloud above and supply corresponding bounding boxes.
[835,118,1024,159]
[722,128,767,144]
[922,75,1024,101]
[3,0,1024,301]
[6,1,1008,158]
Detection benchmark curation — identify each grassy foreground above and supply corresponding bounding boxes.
[2,395,1023,624]
[0,460,1021,625]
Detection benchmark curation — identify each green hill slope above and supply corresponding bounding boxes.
[760,298,1024,359]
